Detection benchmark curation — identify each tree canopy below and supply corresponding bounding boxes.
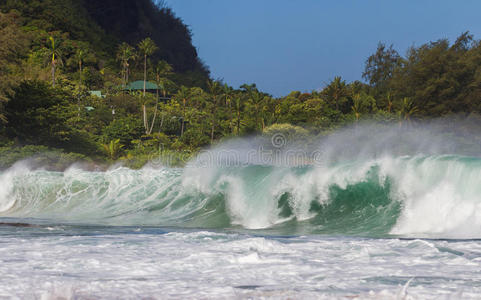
[1,1,481,168]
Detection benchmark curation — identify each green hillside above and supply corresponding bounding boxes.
[1,1,481,170]
[0,0,209,87]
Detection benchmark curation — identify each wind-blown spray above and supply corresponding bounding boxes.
[1,118,481,238]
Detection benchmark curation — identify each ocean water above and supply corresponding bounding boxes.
[1,153,481,299]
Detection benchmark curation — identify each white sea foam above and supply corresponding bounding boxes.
[1,120,481,298]
[0,230,479,299]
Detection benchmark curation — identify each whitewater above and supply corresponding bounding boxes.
[1,122,481,299]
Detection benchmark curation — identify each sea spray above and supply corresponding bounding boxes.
[0,154,479,238]
[1,120,481,238]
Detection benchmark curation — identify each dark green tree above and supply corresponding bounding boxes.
[323,76,349,112]
[138,37,158,96]
[363,43,401,96]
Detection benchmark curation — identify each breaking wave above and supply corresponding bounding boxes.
[1,153,481,238]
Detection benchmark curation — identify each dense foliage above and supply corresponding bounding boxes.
[363,33,481,116]
[0,0,209,86]
[1,1,481,169]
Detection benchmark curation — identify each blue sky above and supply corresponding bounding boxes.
[167,0,481,97]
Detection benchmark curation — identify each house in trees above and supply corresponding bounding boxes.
[123,80,171,102]
[123,80,158,92]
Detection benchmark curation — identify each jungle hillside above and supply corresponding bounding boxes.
[1,0,481,169]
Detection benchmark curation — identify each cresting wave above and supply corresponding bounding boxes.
[1,154,481,238]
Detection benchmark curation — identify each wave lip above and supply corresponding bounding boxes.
[388,155,481,238]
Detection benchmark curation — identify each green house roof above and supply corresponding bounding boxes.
[124,80,159,91]
[89,90,105,98]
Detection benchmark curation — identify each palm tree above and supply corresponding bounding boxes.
[399,97,418,126]
[386,92,393,114]
[324,76,348,111]
[234,96,243,135]
[46,36,62,87]
[138,38,158,133]
[102,139,124,160]
[262,95,277,129]
[137,38,158,96]
[131,91,158,135]
[240,83,256,95]
[116,43,136,86]
[155,60,173,75]
[207,80,222,143]
[241,84,265,131]
[352,93,362,122]
[176,86,189,136]
[251,90,266,131]
[76,48,87,86]
[223,84,234,133]
[154,60,174,98]
[146,103,159,135]
[189,87,205,109]
[147,61,175,136]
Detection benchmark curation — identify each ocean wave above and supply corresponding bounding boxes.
[1,154,480,238]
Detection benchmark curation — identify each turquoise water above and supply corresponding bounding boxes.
[1,154,481,298]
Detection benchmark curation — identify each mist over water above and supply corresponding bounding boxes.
[2,119,481,238]
[2,119,481,298]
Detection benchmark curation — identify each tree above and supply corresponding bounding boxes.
[46,36,63,87]
[223,84,235,133]
[386,92,393,114]
[234,95,243,135]
[387,32,481,116]
[149,61,175,135]
[398,97,418,125]
[324,76,349,112]
[207,80,222,143]
[176,86,189,136]
[4,81,75,147]
[116,42,136,86]
[249,89,266,131]
[241,83,267,131]
[102,139,124,160]
[138,38,158,96]
[352,94,362,122]
[132,91,159,135]
[349,92,377,122]
[363,42,401,94]
[0,11,28,122]
[102,115,143,147]
[262,95,278,129]
[154,60,174,98]
[75,47,88,87]
[137,38,159,134]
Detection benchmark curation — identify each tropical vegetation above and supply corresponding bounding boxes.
[1,1,481,169]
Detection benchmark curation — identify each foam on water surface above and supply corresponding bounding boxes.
[0,226,480,299]
[2,121,481,298]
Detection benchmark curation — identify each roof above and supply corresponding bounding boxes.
[124,80,159,91]
[89,90,105,98]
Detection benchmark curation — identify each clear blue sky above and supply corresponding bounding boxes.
[167,0,481,97]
